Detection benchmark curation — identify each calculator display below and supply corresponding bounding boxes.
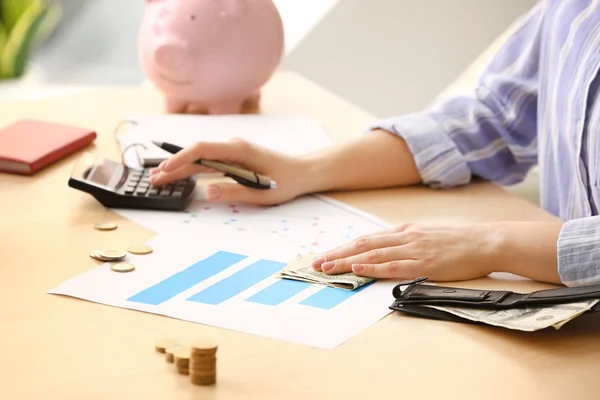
[85,160,124,187]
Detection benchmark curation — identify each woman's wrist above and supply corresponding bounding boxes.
[485,221,563,284]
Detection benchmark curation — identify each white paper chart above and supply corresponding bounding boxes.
[115,194,391,255]
[49,195,398,349]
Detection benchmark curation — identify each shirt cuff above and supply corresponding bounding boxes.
[557,216,600,286]
[366,112,471,188]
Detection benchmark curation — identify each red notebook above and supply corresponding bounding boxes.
[0,119,97,175]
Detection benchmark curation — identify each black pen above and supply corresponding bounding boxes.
[151,141,277,190]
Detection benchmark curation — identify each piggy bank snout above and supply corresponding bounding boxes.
[154,42,195,79]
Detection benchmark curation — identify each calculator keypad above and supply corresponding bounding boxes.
[122,169,189,198]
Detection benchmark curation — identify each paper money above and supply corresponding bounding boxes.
[426,299,599,332]
[277,253,374,290]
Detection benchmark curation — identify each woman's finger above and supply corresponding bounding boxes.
[202,182,276,205]
[312,232,409,271]
[351,259,423,279]
[160,139,254,173]
[319,239,416,275]
[150,164,219,186]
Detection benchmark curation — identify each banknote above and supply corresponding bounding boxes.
[425,299,599,331]
[277,253,374,290]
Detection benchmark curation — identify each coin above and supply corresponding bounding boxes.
[89,250,117,262]
[190,360,216,370]
[154,339,179,353]
[177,366,190,376]
[174,348,191,363]
[110,263,135,273]
[191,340,218,355]
[190,373,216,385]
[127,244,153,255]
[99,248,127,260]
[165,345,183,363]
[94,222,117,231]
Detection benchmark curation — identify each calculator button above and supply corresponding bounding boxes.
[124,188,135,195]
[159,190,172,197]
[149,187,161,196]
[172,190,183,198]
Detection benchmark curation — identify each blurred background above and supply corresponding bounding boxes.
[0,0,539,202]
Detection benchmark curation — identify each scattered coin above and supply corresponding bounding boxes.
[127,244,153,255]
[99,248,127,260]
[89,250,105,261]
[94,221,118,231]
[155,338,179,353]
[110,263,135,273]
[89,250,119,262]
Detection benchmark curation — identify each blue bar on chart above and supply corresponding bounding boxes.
[300,282,374,310]
[187,259,285,305]
[246,279,312,306]
[127,251,247,306]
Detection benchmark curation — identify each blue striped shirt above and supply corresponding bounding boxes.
[369,0,600,287]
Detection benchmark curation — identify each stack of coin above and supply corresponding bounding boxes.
[174,347,192,375]
[89,248,127,262]
[165,345,184,363]
[154,338,179,354]
[190,340,218,385]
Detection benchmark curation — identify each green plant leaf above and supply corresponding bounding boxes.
[1,0,46,78]
[36,1,61,43]
[2,0,36,34]
[0,20,6,79]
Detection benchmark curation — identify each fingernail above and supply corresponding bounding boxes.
[311,255,325,266]
[158,160,169,170]
[321,261,334,272]
[352,264,365,273]
[206,185,221,200]
[150,168,160,175]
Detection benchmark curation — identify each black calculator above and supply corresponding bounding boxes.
[68,153,195,210]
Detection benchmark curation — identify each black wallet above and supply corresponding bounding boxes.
[389,277,600,325]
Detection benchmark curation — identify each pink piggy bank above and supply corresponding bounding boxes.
[139,0,284,114]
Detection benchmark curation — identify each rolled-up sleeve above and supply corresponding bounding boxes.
[368,112,471,188]
[367,1,546,189]
[558,216,600,286]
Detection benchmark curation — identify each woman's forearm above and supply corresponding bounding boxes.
[491,221,564,284]
[300,129,422,193]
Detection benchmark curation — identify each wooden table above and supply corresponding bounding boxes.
[1,71,599,400]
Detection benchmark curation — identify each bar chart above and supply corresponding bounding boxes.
[50,194,395,349]
[128,250,371,310]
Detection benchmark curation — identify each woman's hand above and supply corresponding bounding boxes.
[150,138,310,205]
[311,223,501,281]
[312,221,564,284]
